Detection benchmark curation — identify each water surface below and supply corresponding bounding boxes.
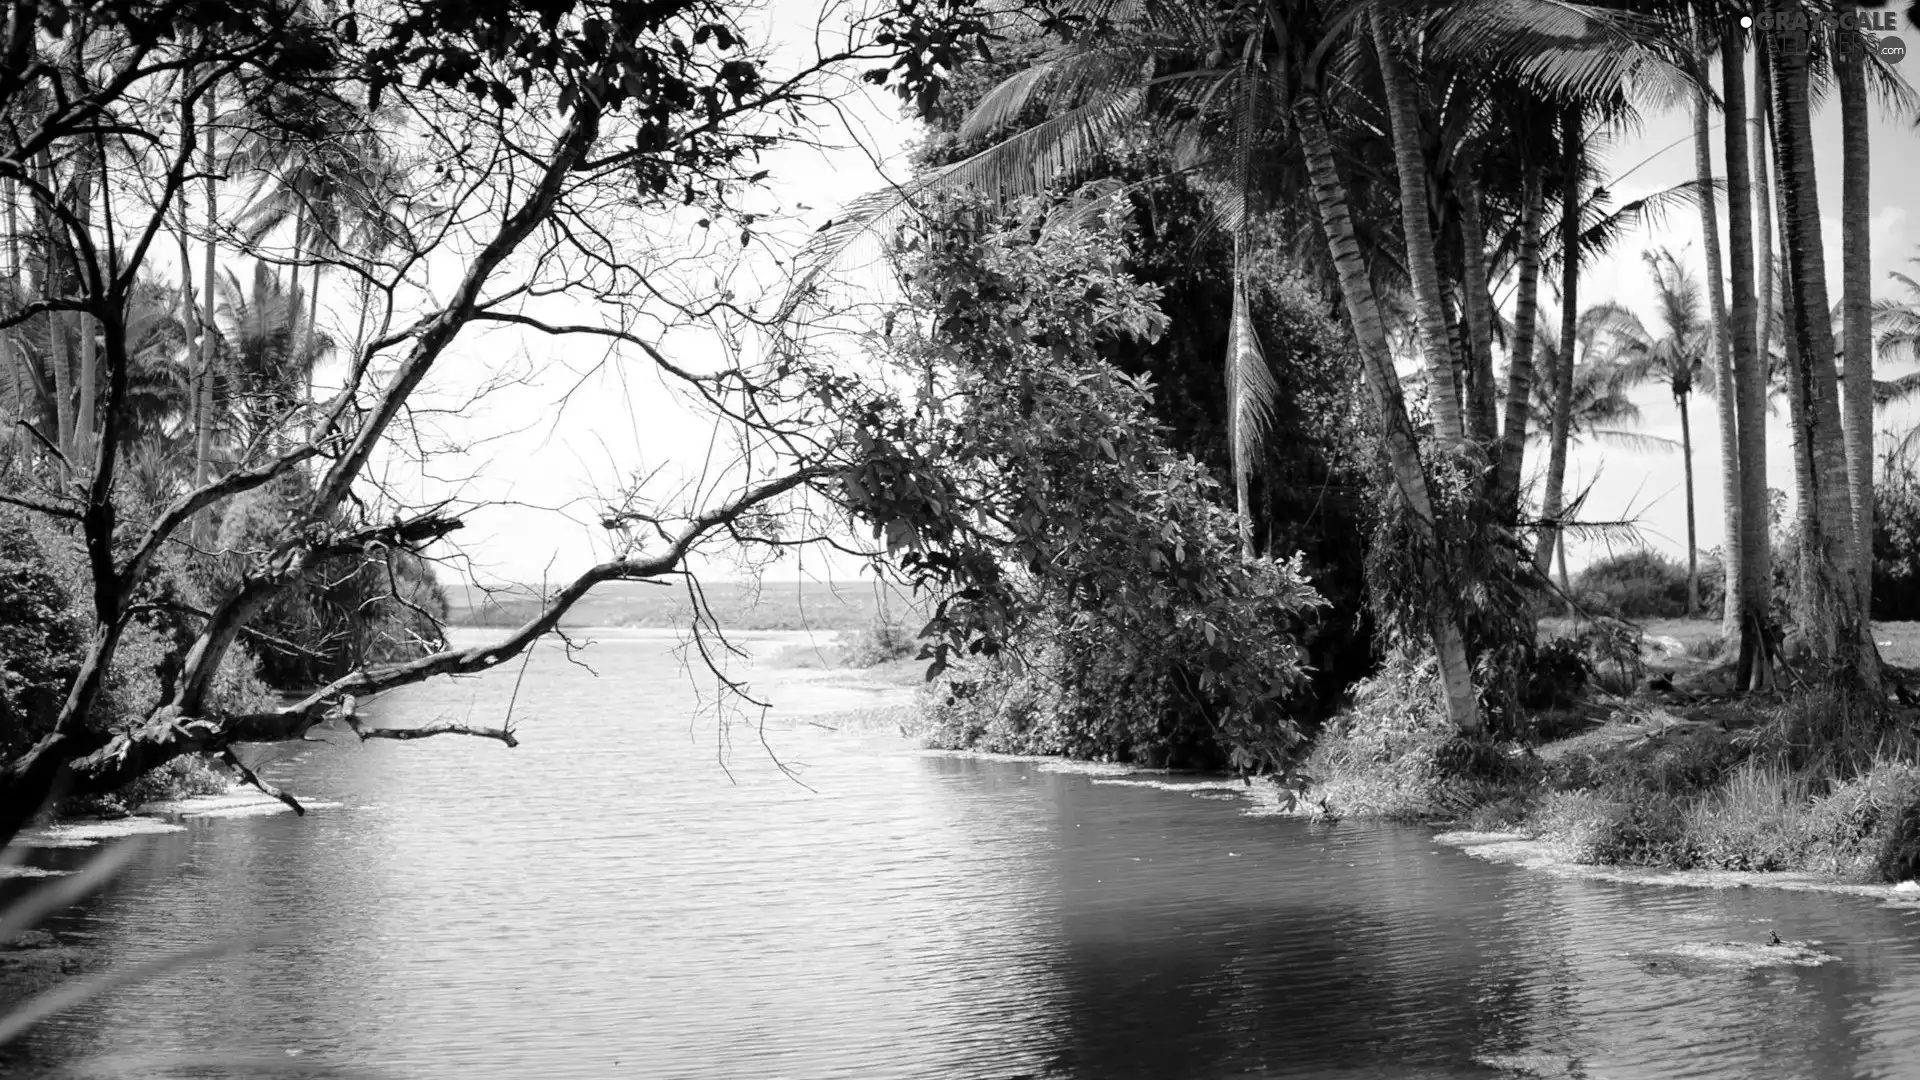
[8,629,1920,1079]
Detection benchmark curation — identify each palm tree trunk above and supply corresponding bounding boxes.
[1536,104,1582,577]
[1679,391,1700,617]
[194,86,218,543]
[1296,93,1479,732]
[1372,9,1467,455]
[1495,162,1544,515]
[1837,36,1874,618]
[1724,31,1770,689]
[1456,152,1501,450]
[73,166,97,467]
[1768,0,1876,692]
[1693,78,1740,633]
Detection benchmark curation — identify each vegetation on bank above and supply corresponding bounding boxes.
[1303,629,1920,883]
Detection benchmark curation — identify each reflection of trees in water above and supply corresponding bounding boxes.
[1028,790,1544,1077]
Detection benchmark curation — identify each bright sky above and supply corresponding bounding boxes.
[345,8,1917,591]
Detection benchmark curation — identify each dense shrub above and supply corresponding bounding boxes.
[1523,637,1590,710]
[1571,548,1705,619]
[0,509,86,755]
[863,202,1325,772]
[1,507,276,806]
[1536,789,1699,867]
[210,472,449,688]
[1873,471,1920,621]
[1303,658,1542,820]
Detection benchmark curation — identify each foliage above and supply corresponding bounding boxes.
[1365,458,1533,733]
[1571,548,1703,619]
[1872,465,1920,621]
[207,473,449,689]
[838,614,919,668]
[0,510,86,757]
[1303,656,1542,821]
[847,202,1325,772]
[1523,636,1590,710]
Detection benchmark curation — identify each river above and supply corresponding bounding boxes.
[6,629,1920,1079]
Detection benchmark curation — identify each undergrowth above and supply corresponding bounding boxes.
[1308,664,1920,883]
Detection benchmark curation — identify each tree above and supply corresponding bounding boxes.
[1611,247,1713,617]
[1763,0,1876,693]
[1837,22,1875,617]
[0,0,985,846]
[800,0,1684,733]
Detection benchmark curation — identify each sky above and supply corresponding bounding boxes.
[343,7,1920,591]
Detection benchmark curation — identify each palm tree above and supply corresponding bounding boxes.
[1607,248,1712,616]
[795,0,1680,732]
[1525,316,1679,591]
[1724,15,1771,689]
[1682,14,1741,639]
[1765,0,1874,690]
[1838,26,1875,616]
[212,264,333,455]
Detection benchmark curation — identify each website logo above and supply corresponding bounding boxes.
[1743,9,1907,63]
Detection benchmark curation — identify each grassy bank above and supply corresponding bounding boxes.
[1303,619,1920,885]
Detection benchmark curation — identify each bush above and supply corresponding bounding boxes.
[1523,636,1590,710]
[0,509,86,755]
[915,659,1068,756]
[839,614,919,668]
[1571,548,1704,619]
[862,203,1325,772]
[1536,789,1698,867]
[1873,470,1920,621]
[1683,762,1815,871]
[1304,658,1542,821]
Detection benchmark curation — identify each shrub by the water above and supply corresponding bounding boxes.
[1877,793,1920,883]
[839,615,919,668]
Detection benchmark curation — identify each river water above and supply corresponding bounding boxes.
[7,629,1920,1079]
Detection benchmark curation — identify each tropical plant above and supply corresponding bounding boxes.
[1607,246,1713,616]
[799,0,1689,733]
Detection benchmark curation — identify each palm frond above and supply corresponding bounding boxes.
[1586,426,1683,453]
[780,83,1153,323]
[1227,274,1278,488]
[1874,370,1920,407]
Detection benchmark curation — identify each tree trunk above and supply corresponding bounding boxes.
[1296,93,1479,732]
[73,164,97,467]
[1694,78,1740,634]
[1457,151,1501,452]
[195,86,219,544]
[1495,161,1544,515]
[1768,0,1877,692]
[1372,9,1468,455]
[40,154,72,470]
[1679,391,1700,617]
[1536,104,1582,576]
[1725,32,1771,689]
[1837,35,1874,618]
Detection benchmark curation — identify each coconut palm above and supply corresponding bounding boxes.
[794,0,1685,733]
[1765,0,1879,690]
[211,264,333,456]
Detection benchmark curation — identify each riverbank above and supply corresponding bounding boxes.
[1295,621,1920,894]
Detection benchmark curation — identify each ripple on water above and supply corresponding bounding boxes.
[11,635,1920,1080]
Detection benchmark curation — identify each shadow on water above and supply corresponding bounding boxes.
[7,633,1920,1079]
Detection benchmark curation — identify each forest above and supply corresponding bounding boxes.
[6,0,1920,1033]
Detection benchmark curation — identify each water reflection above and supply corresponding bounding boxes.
[7,633,1920,1079]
